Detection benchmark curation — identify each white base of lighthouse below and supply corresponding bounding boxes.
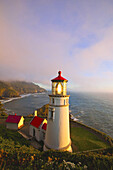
[43,95,72,152]
[43,143,72,152]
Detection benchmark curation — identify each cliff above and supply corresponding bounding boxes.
[0,81,46,99]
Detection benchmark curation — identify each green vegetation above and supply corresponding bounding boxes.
[71,126,109,152]
[28,104,49,118]
[0,101,7,117]
[2,88,19,98]
[37,104,49,117]
[0,146,113,169]
[0,80,46,99]
[0,120,113,169]
[0,124,38,154]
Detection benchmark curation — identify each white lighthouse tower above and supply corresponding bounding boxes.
[44,71,72,152]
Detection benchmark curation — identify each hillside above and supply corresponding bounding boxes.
[0,122,113,169]
[0,81,46,99]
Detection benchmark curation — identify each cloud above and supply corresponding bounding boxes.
[73,25,113,71]
[0,0,113,92]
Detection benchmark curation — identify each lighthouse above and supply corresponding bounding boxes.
[44,71,72,152]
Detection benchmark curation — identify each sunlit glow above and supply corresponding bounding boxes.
[57,83,62,94]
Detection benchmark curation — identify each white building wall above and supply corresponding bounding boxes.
[29,125,33,136]
[29,119,47,142]
[36,129,40,141]
[29,125,40,140]
[6,123,18,130]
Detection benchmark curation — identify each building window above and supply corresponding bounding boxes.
[33,128,35,137]
[52,98,54,104]
[49,107,55,120]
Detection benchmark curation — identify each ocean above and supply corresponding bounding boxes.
[2,92,113,138]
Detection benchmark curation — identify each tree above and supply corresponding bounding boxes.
[0,102,7,116]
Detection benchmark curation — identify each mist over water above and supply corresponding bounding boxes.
[3,92,113,138]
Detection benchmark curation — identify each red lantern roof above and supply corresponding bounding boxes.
[6,115,22,124]
[51,71,68,82]
[30,116,44,128]
[42,123,47,130]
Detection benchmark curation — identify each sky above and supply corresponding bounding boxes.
[0,0,113,92]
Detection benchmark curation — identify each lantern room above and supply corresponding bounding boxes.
[51,71,68,96]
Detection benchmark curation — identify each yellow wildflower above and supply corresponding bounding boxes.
[1,149,3,153]
[31,156,34,161]
[48,157,52,162]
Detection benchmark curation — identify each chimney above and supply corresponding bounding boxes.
[34,110,37,117]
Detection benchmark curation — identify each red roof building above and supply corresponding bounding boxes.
[29,116,47,142]
[6,115,24,130]
[30,116,44,128]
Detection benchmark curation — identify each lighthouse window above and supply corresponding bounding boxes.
[51,110,53,119]
[56,83,63,95]
[57,83,62,94]
[64,100,66,105]
[49,108,55,120]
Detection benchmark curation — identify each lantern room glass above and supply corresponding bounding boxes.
[57,83,62,94]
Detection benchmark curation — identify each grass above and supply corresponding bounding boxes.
[0,124,30,146]
[71,126,109,152]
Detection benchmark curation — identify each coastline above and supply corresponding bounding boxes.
[0,92,47,104]
[0,94,31,104]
